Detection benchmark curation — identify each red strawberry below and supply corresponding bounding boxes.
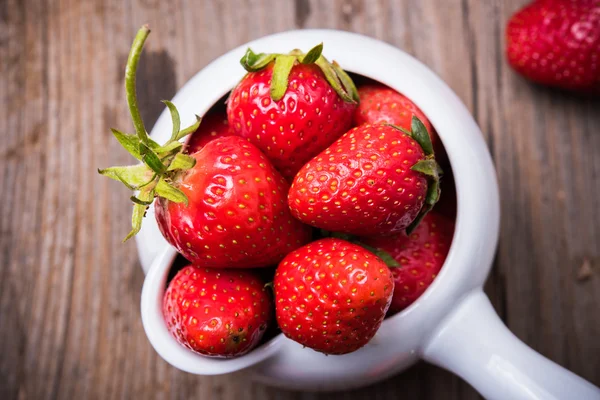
[289,121,442,237]
[186,111,233,154]
[362,211,454,314]
[506,0,600,94]
[227,44,358,179]
[354,84,433,136]
[274,238,394,354]
[163,265,273,357]
[99,26,311,267]
[155,136,312,268]
[353,84,447,163]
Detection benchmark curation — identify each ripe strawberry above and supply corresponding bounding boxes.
[163,265,273,358]
[186,111,233,154]
[354,84,433,137]
[99,26,311,266]
[353,84,447,163]
[362,211,454,314]
[289,120,442,236]
[506,0,600,94]
[274,238,394,355]
[155,136,312,268]
[227,44,358,179]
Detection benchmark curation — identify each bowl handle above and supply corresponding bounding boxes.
[422,289,600,400]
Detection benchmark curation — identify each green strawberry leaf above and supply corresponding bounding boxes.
[407,158,443,234]
[240,48,276,72]
[315,55,355,103]
[410,116,434,156]
[98,164,154,189]
[331,61,359,103]
[167,153,196,171]
[124,188,154,242]
[111,129,142,160]
[145,136,163,151]
[153,140,182,155]
[140,143,166,175]
[412,175,440,233]
[162,100,181,142]
[301,43,323,64]
[411,159,442,178]
[176,115,202,142]
[241,47,259,65]
[155,179,188,205]
[270,55,296,101]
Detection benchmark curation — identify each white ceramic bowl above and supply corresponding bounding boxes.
[139,30,600,399]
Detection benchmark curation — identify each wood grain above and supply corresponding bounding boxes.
[0,0,598,399]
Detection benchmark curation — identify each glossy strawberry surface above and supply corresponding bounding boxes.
[362,211,454,314]
[155,136,312,268]
[274,238,394,354]
[506,0,600,94]
[186,111,233,154]
[163,265,273,357]
[227,63,356,179]
[289,124,429,236]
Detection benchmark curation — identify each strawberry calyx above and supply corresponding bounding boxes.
[98,25,200,241]
[239,43,359,103]
[320,230,400,268]
[389,116,443,234]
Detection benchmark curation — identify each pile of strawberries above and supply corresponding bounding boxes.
[101,27,455,358]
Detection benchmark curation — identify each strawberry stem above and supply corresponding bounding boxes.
[99,25,200,241]
[125,25,151,144]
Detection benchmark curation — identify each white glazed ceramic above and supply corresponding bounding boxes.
[139,30,600,399]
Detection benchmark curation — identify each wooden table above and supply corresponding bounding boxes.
[1,0,599,398]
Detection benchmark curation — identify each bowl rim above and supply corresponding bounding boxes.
[139,28,500,377]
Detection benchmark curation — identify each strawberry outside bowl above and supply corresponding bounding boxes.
[138,30,600,399]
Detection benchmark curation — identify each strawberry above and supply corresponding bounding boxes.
[506,0,600,94]
[155,136,311,267]
[98,26,311,267]
[274,238,394,355]
[186,111,233,154]
[227,44,358,179]
[163,265,273,357]
[353,83,446,161]
[288,120,442,237]
[354,84,433,137]
[362,211,454,314]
